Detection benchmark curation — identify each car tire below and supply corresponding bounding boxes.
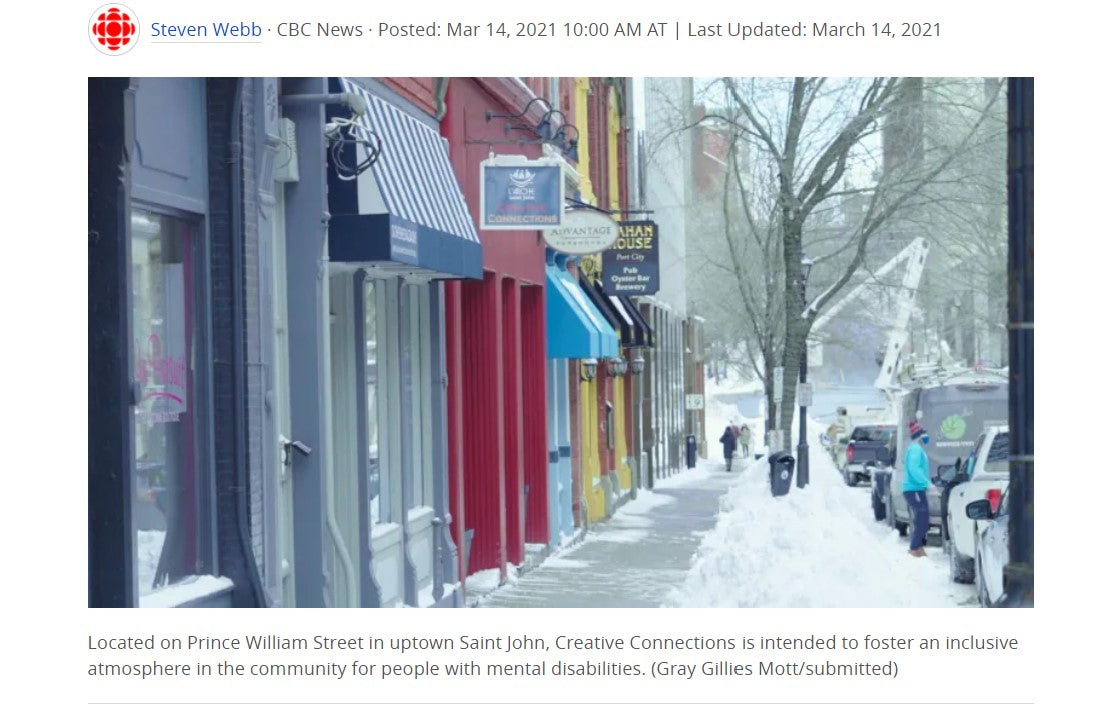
[975,526,991,607]
[844,470,857,487]
[872,488,886,521]
[947,536,975,584]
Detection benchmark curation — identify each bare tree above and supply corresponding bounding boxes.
[701,77,1004,448]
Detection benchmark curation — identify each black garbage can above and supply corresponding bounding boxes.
[767,452,795,497]
[685,435,697,469]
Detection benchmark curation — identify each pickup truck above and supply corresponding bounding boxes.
[842,424,896,487]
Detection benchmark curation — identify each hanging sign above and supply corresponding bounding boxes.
[542,209,618,255]
[602,220,660,295]
[480,155,564,230]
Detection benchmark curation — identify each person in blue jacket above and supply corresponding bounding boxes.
[902,420,932,556]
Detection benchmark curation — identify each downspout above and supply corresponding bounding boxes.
[229,78,268,607]
[434,78,450,122]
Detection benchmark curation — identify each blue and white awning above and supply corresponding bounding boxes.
[327,78,482,279]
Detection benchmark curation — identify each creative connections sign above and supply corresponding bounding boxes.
[602,220,659,295]
[480,156,565,230]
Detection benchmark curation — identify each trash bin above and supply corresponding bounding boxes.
[685,434,697,469]
[767,452,795,497]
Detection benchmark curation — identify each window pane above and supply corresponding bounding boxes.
[130,209,200,595]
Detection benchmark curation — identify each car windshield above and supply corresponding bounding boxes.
[919,383,1008,467]
[985,432,1010,472]
[851,426,892,442]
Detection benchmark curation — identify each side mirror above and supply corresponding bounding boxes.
[966,499,994,521]
[937,464,957,483]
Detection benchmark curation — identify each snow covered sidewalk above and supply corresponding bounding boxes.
[667,428,978,608]
[475,461,743,607]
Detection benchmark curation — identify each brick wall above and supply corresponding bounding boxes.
[206,78,260,607]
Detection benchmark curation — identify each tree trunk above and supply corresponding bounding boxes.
[779,219,805,450]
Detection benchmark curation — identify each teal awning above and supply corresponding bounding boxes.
[546,266,619,359]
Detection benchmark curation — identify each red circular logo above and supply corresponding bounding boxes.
[90,5,139,55]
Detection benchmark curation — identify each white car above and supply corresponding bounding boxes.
[943,427,1009,584]
[967,490,1011,607]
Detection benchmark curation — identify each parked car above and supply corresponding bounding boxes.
[842,424,896,486]
[885,372,1008,538]
[941,427,1010,583]
[967,490,1011,607]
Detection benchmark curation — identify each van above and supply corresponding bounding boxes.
[885,372,1008,539]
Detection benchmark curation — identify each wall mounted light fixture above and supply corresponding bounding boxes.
[580,358,598,382]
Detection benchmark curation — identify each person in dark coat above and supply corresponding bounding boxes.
[719,421,740,471]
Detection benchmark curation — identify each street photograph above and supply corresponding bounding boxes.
[88,76,1033,609]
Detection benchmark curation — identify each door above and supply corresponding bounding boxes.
[271,185,296,606]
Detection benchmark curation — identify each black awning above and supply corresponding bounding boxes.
[594,279,640,347]
[621,297,654,348]
[577,273,623,346]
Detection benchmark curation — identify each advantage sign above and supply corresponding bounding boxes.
[480,156,564,230]
[602,220,660,295]
[543,209,618,255]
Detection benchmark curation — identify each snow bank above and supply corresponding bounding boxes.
[668,426,973,608]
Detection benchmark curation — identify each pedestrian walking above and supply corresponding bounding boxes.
[740,423,753,458]
[719,422,740,471]
[902,420,932,557]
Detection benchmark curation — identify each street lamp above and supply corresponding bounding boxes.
[797,254,815,488]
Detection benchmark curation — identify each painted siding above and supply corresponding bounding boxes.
[442,78,545,283]
[381,77,437,117]
[460,275,507,576]
[444,281,468,582]
[502,279,525,565]
[522,286,549,544]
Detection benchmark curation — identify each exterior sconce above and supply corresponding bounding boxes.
[630,352,646,375]
[580,358,598,382]
[608,356,628,377]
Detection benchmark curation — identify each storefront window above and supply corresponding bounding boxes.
[130,209,202,595]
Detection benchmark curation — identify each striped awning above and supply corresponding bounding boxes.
[327,78,482,278]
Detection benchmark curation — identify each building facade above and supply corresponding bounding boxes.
[89,76,693,608]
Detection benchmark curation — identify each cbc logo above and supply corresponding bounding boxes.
[90,5,139,55]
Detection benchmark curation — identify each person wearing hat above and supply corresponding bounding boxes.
[719,421,740,471]
[902,420,932,556]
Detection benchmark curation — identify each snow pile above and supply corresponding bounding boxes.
[464,562,519,594]
[668,434,971,608]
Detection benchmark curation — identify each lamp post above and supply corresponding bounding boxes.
[797,254,814,488]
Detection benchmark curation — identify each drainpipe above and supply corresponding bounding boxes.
[229,78,268,607]
[434,78,450,122]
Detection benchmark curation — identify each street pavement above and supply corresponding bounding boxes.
[475,456,747,608]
